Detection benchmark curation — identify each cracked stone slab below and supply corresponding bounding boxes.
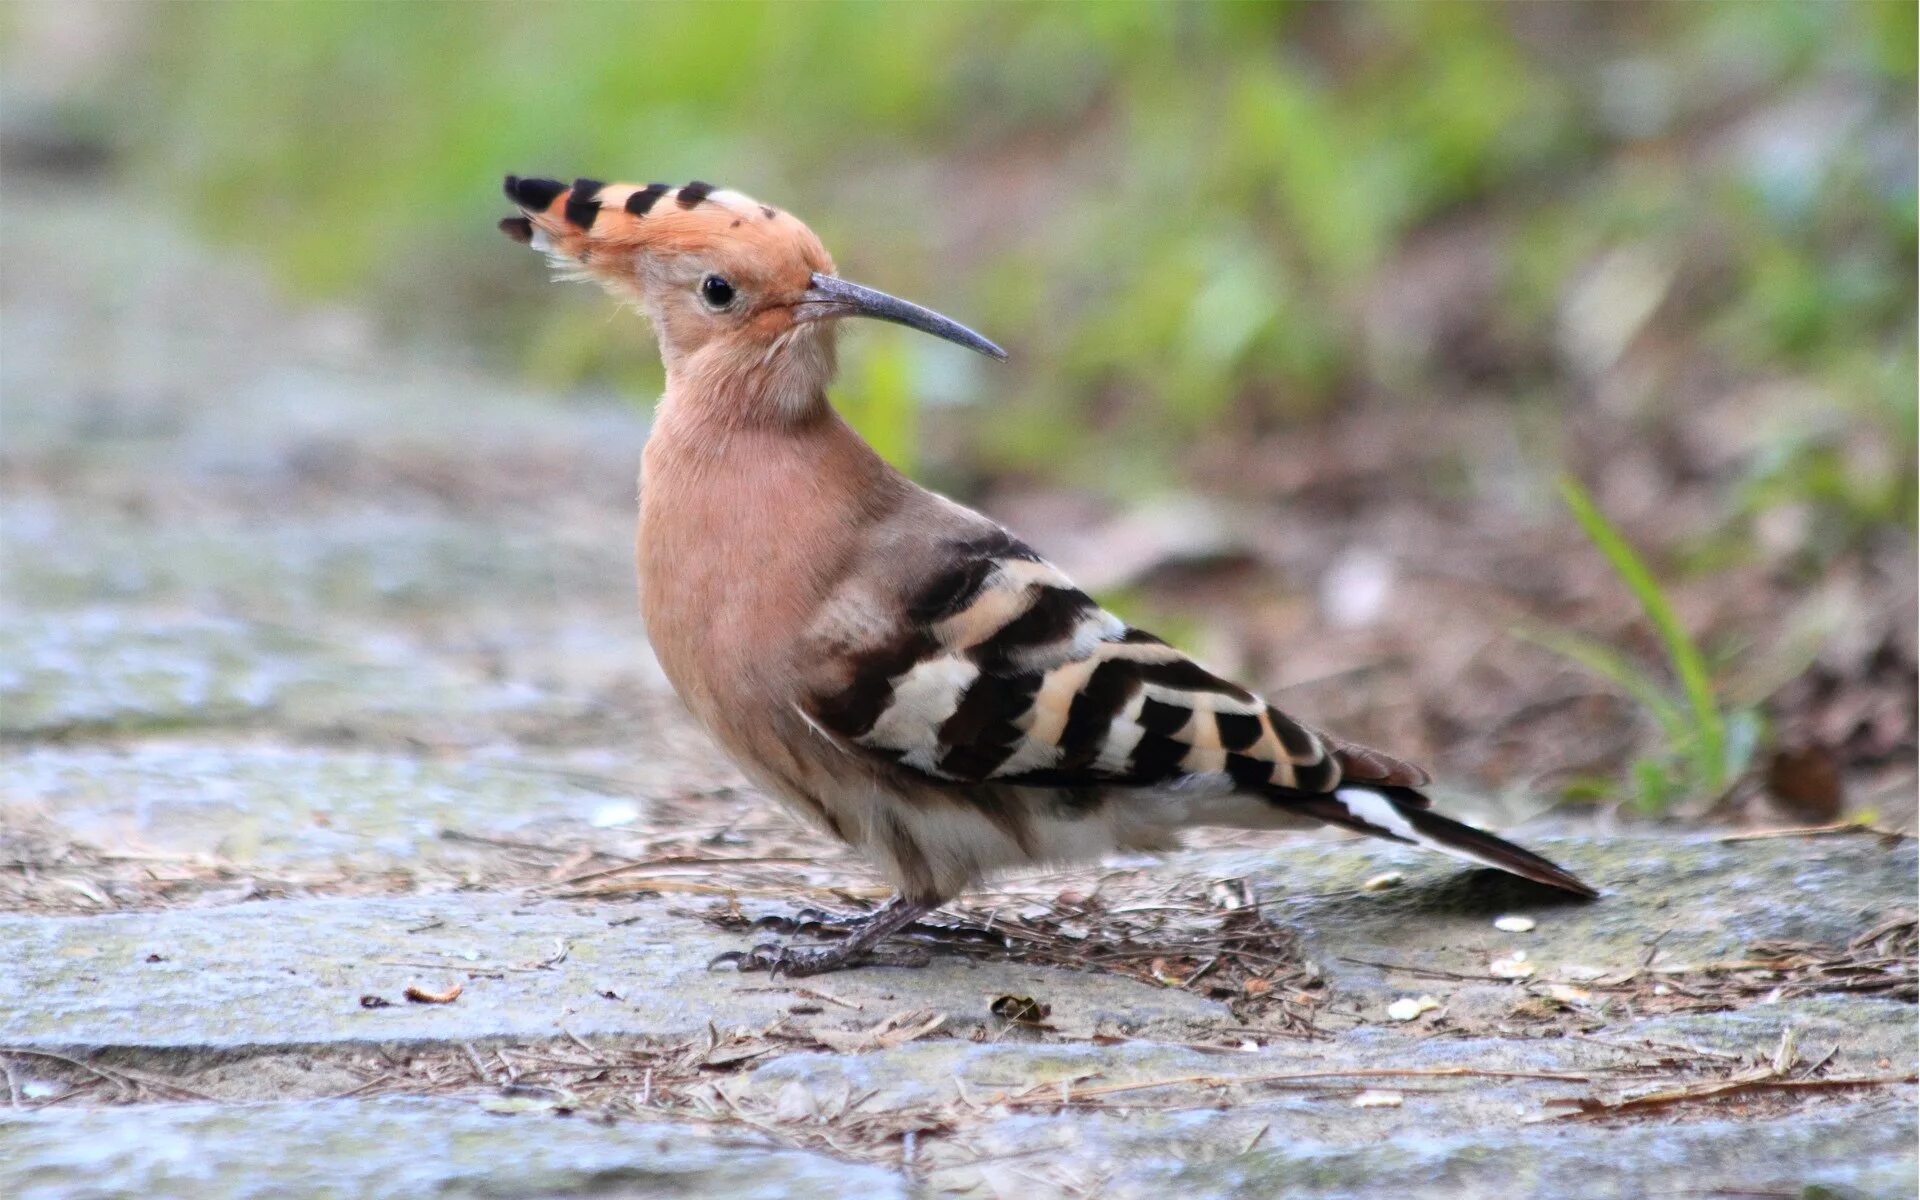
[977,1105,1917,1199]
[732,994,1917,1123]
[0,509,669,702]
[0,611,557,741]
[722,1002,1916,1197]
[3,502,636,623]
[0,892,1226,1052]
[2,836,1911,1053]
[0,745,706,877]
[1185,1104,1917,1198]
[0,1098,907,1200]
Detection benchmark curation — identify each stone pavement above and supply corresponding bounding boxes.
[1,177,1914,1198]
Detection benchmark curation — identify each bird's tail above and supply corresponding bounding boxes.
[1290,784,1597,898]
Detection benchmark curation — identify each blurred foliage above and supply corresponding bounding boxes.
[20,0,1915,511]
[1534,477,1763,814]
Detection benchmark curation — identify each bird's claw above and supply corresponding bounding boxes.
[706,942,789,973]
[747,906,853,937]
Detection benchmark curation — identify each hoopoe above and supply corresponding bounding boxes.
[500,175,1596,976]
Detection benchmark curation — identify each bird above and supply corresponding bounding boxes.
[499,174,1597,976]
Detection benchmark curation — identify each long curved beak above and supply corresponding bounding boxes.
[797,273,1007,360]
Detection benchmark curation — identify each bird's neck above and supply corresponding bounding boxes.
[661,326,838,430]
[644,377,902,544]
[638,371,909,700]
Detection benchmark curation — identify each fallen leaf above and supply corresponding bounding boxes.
[1539,983,1595,1008]
[990,995,1052,1025]
[1387,995,1440,1022]
[1508,995,1568,1020]
[1149,957,1188,986]
[1765,744,1845,823]
[479,1086,578,1115]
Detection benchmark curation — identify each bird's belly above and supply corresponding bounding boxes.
[831,782,1197,902]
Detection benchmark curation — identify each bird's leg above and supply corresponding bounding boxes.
[711,893,935,977]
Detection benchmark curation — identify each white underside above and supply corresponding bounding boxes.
[800,774,1325,898]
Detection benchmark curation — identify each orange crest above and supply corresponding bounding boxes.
[500,176,834,296]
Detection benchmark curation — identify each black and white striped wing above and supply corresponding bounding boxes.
[803,532,1374,799]
[802,533,1597,898]
[800,530,1596,898]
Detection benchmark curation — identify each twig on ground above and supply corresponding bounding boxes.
[1550,1071,1916,1121]
[1713,823,1912,843]
[994,1065,1594,1108]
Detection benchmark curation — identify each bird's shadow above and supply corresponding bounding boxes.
[1275,867,1601,925]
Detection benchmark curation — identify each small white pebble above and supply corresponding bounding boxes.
[1207,878,1254,910]
[1361,871,1404,892]
[1352,1090,1403,1108]
[1387,995,1440,1021]
[589,800,641,828]
[1493,915,1536,933]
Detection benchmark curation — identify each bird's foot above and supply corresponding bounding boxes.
[707,940,931,978]
[710,894,937,976]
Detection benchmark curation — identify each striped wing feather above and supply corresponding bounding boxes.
[801,530,1597,899]
[805,532,1424,802]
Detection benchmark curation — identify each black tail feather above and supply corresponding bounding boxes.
[1285,784,1597,899]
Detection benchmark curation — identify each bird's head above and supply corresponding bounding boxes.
[501,176,1003,415]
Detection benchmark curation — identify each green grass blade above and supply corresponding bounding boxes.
[1559,474,1727,792]
[1516,625,1690,745]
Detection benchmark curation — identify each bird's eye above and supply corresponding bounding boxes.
[700,275,735,310]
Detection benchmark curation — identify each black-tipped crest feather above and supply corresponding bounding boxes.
[564,178,605,228]
[503,175,566,210]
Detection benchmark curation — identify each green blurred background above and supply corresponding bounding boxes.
[18,0,1909,483]
[3,0,1914,817]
